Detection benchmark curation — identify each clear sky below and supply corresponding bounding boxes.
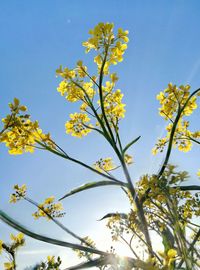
[0,0,200,269]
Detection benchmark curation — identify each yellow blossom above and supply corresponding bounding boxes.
[157,83,197,120]
[124,154,133,165]
[32,196,64,220]
[0,240,3,254]
[117,28,129,42]
[76,60,88,78]
[10,232,25,246]
[74,236,96,259]
[65,113,92,138]
[47,255,55,263]
[110,73,118,84]
[56,65,75,79]
[0,99,53,155]
[102,89,126,121]
[80,103,88,112]
[9,184,27,203]
[57,80,84,102]
[82,22,128,74]
[94,157,116,172]
[4,262,15,270]
[158,248,177,266]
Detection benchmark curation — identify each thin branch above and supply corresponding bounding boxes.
[0,209,109,256]
[36,140,125,185]
[178,228,200,268]
[24,197,94,248]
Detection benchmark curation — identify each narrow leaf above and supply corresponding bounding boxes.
[123,136,141,154]
[98,212,128,221]
[175,185,200,191]
[59,181,128,201]
[0,209,107,256]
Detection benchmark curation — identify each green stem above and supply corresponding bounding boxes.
[24,197,94,248]
[119,156,154,256]
[71,79,115,148]
[189,136,200,145]
[36,140,124,184]
[167,199,191,269]
[98,46,116,144]
[178,228,200,268]
[158,88,200,178]
[141,88,200,205]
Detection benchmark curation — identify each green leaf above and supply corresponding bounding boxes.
[0,209,107,256]
[177,185,200,191]
[59,181,128,201]
[98,212,128,221]
[122,136,141,154]
[161,226,175,252]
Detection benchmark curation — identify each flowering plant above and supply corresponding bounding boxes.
[0,22,200,270]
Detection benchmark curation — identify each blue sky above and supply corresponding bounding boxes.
[0,0,200,268]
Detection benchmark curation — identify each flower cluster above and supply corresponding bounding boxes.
[56,65,95,103]
[37,256,62,270]
[94,157,116,172]
[153,83,200,154]
[32,196,65,220]
[55,23,128,139]
[83,23,129,71]
[101,89,126,122]
[158,249,178,267]
[10,233,25,247]
[73,236,96,259]
[0,233,25,270]
[9,184,27,203]
[157,83,197,119]
[65,112,93,137]
[0,98,53,155]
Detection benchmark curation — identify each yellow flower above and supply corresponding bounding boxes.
[0,240,3,254]
[10,232,25,246]
[94,157,116,172]
[4,262,15,270]
[76,60,88,78]
[32,196,64,220]
[80,103,88,112]
[124,154,133,165]
[152,147,158,155]
[158,248,177,266]
[197,170,200,177]
[167,248,177,258]
[57,79,84,102]
[57,80,68,96]
[44,196,55,204]
[101,89,126,122]
[73,236,96,259]
[0,99,53,155]
[117,28,129,42]
[157,83,197,120]
[82,22,128,74]
[47,255,55,263]
[9,184,27,203]
[65,113,92,138]
[110,73,118,84]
